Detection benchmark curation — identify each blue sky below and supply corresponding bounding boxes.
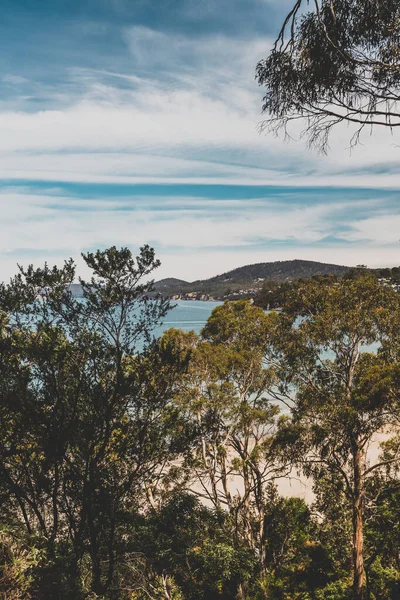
[1,0,399,281]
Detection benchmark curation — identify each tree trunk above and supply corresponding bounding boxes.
[237,582,246,600]
[352,446,365,600]
[162,573,172,600]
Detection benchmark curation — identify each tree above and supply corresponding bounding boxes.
[2,251,400,598]
[132,492,254,600]
[363,470,400,598]
[0,245,184,597]
[169,302,289,598]
[261,489,335,598]
[266,276,400,599]
[256,0,400,151]
[254,280,298,311]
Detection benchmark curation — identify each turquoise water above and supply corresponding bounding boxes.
[152,302,381,359]
[153,300,222,337]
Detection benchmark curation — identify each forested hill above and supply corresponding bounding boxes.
[69,261,354,300]
[153,259,351,300]
[205,259,350,282]
[153,277,189,290]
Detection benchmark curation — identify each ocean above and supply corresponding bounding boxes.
[153,299,223,337]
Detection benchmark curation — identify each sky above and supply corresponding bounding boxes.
[1,0,399,282]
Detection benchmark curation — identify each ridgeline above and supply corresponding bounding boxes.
[153,259,351,301]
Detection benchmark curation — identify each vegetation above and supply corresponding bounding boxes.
[154,263,400,305]
[0,247,399,599]
[254,268,400,311]
[256,0,400,151]
[373,266,400,284]
[153,260,351,301]
[254,280,297,310]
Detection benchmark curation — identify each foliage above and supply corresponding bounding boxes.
[256,0,400,151]
[0,246,177,598]
[0,251,399,599]
[266,275,400,599]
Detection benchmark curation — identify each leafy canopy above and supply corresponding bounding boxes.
[256,0,400,151]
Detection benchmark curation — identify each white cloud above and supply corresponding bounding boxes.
[0,26,398,188]
[0,185,398,281]
[343,214,400,244]
[2,74,30,85]
[0,188,334,254]
[0,58,398,188]
[0,25,399,279]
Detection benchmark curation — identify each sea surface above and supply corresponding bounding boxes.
[153,300,222,337]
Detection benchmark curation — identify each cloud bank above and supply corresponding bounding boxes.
[0,0,399,279]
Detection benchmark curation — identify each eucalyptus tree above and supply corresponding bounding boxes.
[256,0,400,151]
[169,301,289,595]
[266,275,400,599]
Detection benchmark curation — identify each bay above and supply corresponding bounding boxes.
[153,299,223,337]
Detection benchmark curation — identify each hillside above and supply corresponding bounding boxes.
[154,278,189,289]
[153,259,351,300]
[68,260,354,300]
[205,259,350,283]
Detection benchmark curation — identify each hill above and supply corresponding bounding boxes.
[205,259,350,283]
[153,259,351,300]
[68,260,356,300]
[154,278,189,289]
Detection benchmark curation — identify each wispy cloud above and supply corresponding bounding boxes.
[2,74,30,85]
[0,27,398,188]
[0,1,399,279]
[0,183,398,281]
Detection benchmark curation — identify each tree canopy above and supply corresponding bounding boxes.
[266,275,400,599]
[256,0,400,151]
[0,251,399,599]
